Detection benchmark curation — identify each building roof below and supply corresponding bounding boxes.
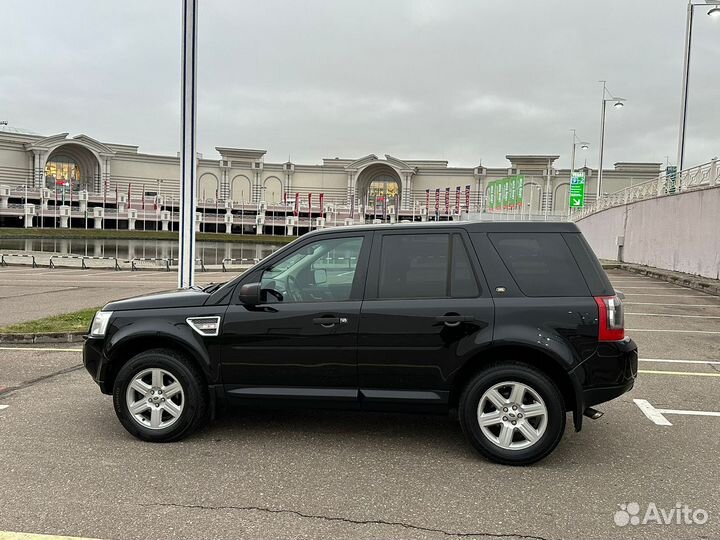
[0,124,40,135]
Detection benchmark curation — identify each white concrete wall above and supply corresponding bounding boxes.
[575,185,720,279]
[0,144,32,186]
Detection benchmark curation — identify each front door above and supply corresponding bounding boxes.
[358,230,494,408]
[219,233,371,404]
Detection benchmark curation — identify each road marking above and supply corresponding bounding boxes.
[618,286,686,290]
[638,369,720,378]
[633,399,672,426]
[657,408,720,417]
[625,302,720,307]
[628,328,720,334]
[0,532,102,540]
[612,280,669,284]
[623,293,711,297]
[641,358,720,365]
[0,347,82,352]
[634,398,720,426]
[0,405,8,410]
[626,312,720,319]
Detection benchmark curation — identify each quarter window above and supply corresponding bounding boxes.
[488,233,589,297]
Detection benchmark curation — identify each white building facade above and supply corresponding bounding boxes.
[0,126,662,217]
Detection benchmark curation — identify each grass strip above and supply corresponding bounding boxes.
[0,307,100,334]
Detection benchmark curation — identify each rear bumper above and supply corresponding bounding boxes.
[570,338,638,430]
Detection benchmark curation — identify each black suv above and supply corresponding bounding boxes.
[84,222,637,465]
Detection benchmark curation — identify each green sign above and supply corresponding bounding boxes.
[569,172,586,208]
[487,176,524,210]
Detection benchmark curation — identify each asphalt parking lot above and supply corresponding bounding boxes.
[0,267,230,326]
[0,269,719,539]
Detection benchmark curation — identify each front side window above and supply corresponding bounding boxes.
[377,233,479,299]
[260,236,363,303]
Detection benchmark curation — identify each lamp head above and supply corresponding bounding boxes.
[580,143,589,150]
[708,6,720,17]
[613,101,624,109]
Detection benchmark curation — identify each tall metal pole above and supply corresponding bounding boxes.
[596,82,607,200]
[179,0,198,289]
[676,1,694,180]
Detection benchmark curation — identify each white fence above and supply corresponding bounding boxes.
[572,159,720,220]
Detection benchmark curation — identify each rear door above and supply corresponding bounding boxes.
[357,229,494,408]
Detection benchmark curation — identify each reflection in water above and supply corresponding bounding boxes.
[0,238,281,266]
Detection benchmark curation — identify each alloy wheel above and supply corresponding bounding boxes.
[476,381,548,450]
[125,368,185,430]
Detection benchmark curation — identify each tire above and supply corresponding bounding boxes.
[112,348,209,442]
[459,361,566,465]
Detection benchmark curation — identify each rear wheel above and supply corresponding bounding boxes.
[112,348,208,442]
[459,361,566,465]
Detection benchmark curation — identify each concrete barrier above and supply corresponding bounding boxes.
[575,185,720,279]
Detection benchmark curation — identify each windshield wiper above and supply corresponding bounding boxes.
[202,282,225,293]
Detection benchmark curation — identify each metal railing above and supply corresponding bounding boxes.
[221,257,260,272]
[49,255,120,270]
[0,253,38,268]
[572,159,720,220]
[131,257,171,271]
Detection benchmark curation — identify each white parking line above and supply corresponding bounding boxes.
[628,328,720,334]
[638,369,720,378]
[626,312,720,319]
[0,347,82,352]
[633,399,672,426]
[634,398,720,426]
[0,405,8,410]
[640,358,720,365]
[625,302,720,307]
[623,285,685,291]
[623,293,711,298]
[657,408,720,417]
[612,280,669,284]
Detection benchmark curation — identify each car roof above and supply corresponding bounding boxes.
[304,220,580,237]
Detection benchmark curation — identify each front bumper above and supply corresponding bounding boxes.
[83,337,112,394]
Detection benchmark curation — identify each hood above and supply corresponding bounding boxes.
[104,288,209,311]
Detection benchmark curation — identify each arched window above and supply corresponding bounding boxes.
[368,174,399,218]
[45,156,81,190]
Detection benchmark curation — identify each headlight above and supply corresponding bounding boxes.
[90,311,113,337]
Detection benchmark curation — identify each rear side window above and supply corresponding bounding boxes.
[377,233,479,299]
[488,233,589,297]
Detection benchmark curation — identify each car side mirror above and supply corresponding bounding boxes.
[314,268,327,285]
[238,282,261,306]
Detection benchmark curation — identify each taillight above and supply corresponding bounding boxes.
[594,295,625,341]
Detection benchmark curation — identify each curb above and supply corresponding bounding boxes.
[0,332,85,344]
[602,261,720,297]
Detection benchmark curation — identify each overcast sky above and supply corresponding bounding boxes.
[1,0,718,169]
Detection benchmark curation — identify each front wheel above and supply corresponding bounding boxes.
[459,361,566,465]
[112,348,208,442]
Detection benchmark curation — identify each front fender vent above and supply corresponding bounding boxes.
[186,316,221,337]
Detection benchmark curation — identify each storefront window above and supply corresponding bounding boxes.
[45,156,80,190]
[368,176,399,219]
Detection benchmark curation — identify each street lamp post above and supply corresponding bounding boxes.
[596,81,626,200]
[570,129,590,176]
[676,0,720,178]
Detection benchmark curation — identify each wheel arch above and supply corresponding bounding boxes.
[103,333,212,394]
[450,344,582,426]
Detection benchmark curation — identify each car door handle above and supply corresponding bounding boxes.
[312,316,347,327]
[435,314,474,327]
